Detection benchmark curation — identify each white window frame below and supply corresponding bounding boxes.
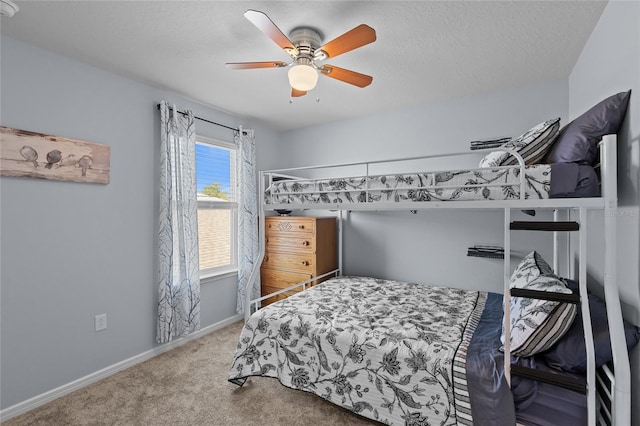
[196,135,238,280]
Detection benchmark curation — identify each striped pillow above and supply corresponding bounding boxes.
[479,118,561,168]
[503,251,577,357]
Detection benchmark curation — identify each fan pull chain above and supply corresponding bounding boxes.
[315,79,321,103]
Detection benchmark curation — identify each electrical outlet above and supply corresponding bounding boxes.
[95,313,107,332]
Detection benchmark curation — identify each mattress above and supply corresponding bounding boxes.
[265,163,599,206]
[229,277,588,426]
[229,276,496,425]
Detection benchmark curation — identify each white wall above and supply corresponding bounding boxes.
[567,0,640,422]
[276,80,569,292]
[0,36,279,410]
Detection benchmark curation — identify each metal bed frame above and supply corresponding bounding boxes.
[244,134,629,425]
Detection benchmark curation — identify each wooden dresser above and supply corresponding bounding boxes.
[260,216,337,306]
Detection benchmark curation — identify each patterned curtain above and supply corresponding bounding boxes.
[157,101,200,343]
[236,127,260,315]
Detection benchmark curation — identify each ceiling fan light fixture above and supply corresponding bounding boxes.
[229,10,376,97]
[288,63,318,91]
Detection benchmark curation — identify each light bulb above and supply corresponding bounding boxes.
[288,64,319,91]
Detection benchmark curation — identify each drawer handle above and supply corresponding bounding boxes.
[298,225,305,229]
[302,241,309,246]
[265,238,269,243]
[301,261,308,266]
[264,256,269,261]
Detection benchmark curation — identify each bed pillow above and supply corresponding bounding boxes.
[479,118,560,168]
[545,90,631,165]
[542,279,640,373]
[503,252,577,357]
[548,163,600,198]
[509,250,557,285]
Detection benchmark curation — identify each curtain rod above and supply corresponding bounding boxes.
[156,103,246,135]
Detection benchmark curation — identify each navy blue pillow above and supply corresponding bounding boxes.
[545,90,631,165]
[542,279,640,373]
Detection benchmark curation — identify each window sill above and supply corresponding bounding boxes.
[200,269,238,284]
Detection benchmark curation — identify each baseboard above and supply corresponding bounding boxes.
[0,314,242,422]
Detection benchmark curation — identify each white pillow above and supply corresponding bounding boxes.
[478,150,508,169]
[503,251,577,357]
[509,250,556,286]
[479,118,561,168]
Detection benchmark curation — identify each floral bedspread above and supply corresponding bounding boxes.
[265,165,550,205]
[229,276,488,425]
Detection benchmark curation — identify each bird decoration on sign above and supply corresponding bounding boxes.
[20,145,38,168]
[45,150,62,169]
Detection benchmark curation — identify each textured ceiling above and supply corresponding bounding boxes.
[1,1,607,131]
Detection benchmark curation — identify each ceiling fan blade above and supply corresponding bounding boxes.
[291,88,307,97]
[244,10,299,58]
[320,65,373,88]
[226,61,287,70]
[318,24,376,59]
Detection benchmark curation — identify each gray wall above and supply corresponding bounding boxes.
[567,0,640,421]
[3,0,639,418]
[277,80,569,292]
[0,36,279,409]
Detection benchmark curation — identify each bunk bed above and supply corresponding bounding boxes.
[229,102,638,425]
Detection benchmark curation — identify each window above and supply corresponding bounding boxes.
[195,136,238,278]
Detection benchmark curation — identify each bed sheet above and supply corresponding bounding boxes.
[471,292,587,426]
[266,165,551,206]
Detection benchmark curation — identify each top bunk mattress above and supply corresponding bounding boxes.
[265,163,599,206]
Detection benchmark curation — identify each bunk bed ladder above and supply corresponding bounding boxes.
[505,207,598,425]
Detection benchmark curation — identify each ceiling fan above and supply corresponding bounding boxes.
[226,10,376,98]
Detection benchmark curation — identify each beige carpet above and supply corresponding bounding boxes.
[4,321,375,425]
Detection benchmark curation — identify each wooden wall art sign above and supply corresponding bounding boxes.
[0,126,110,184]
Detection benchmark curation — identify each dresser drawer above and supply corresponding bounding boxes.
[265,234,315,251]
[263,250,314,273]
[265,217,315,235]
[260,270,312,306]
[261,269,312,291]
[260,285,292,305]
